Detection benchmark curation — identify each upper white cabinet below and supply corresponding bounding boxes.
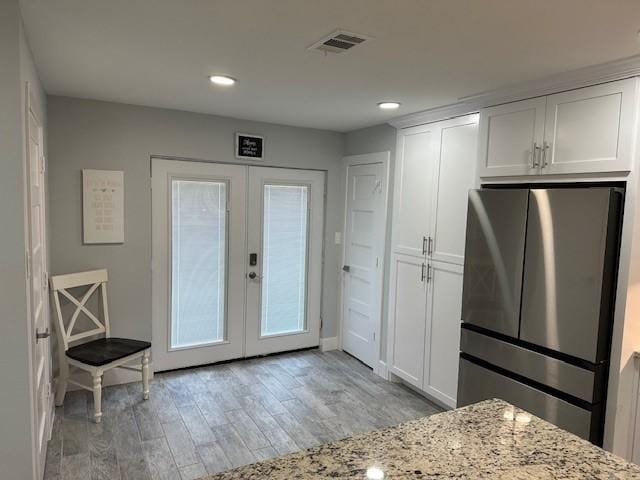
[478,97,546,177]
[543,80,636,174]
[478,78,638,178]
[392,125,437,257]
[431,118,479,264]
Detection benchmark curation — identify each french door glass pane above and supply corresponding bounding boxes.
[261,184,309,336]
[171,180,226,348]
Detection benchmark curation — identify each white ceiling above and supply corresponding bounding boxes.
[20,0,640,132]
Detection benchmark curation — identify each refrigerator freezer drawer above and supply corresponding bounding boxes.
[461,189,529,338]
[458,358,593,441]
[460,328,598,403]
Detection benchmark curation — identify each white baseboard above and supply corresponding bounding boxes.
[390,373,453,411]
[374,360,389,380]
[320,336,338,352]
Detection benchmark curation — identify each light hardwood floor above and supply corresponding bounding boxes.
[44,349,441,480]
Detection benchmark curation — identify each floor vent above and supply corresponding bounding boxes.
[308,30,371,55]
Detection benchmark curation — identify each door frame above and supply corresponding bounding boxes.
[338,151,390,377]
[24,81,52,480]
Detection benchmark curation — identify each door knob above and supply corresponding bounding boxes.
[36,328,50,343]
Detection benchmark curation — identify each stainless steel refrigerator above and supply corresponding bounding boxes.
[457,186,622,445]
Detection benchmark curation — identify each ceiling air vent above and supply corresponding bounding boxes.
[308,30,371,55]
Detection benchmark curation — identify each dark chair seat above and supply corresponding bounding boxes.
[66,337,151,367]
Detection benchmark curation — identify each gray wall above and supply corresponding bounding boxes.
[47,97,345,362]
[0,2,47,477]
[344,123,397,359]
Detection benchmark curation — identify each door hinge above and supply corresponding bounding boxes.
[40,155,46,174]
[320,317,323,329]
[46,382,52,398]
[373,332,376,341]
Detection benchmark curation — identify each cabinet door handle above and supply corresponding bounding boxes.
[422,236,428,255]
[532,142,541,169]
[541,141,551,168]
[428,236,433,256]
[427,264,432,283]
[421,262,426,282]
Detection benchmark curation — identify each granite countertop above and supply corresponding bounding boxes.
[204,399,640,479]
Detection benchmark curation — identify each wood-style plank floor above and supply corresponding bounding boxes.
[44,349,441,480]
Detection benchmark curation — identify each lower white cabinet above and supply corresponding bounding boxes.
[423,261,463,407]
[388,254,427,387]
[388,257,464,408]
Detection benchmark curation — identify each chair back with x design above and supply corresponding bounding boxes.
[50,269,110,351]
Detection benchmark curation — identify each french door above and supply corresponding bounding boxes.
[151,160,324,371]
[245,167,324,356]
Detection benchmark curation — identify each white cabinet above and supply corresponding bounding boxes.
[387,114,477,405]
[388,254,427,387]
[423,261,464,406]
[431,119,479,264]
[477,97,546,177]
[478,78,638,178]
[543,80,636,175]
[392,124,438,257]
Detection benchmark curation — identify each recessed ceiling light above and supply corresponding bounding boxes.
[209,75,236,86]
[378,102,400,110]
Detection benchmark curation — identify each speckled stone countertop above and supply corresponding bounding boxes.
[203,399,640,479]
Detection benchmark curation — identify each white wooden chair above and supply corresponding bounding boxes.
[50,269,151,423]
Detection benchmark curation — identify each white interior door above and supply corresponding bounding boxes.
[341,153,389,368]
[26,87,51,478]
[152,159,247,371]
[245,167,325,356]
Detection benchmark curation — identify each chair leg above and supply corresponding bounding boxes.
[142,351,150,400]
[92,372,102,423]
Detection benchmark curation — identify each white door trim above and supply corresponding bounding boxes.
[339,151,390,376]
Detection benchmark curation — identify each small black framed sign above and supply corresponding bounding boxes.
[235,133,264,160]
